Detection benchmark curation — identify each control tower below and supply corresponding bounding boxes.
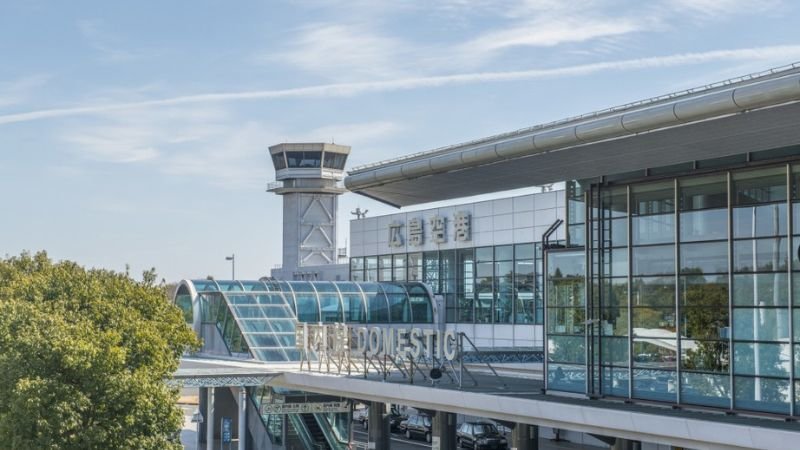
[268,143,349,279]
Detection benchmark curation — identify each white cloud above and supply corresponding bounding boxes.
[665,0,783,17]
[258,24,411,80]
[61,107,231,164]
[159,120,275,190]
[4,44,800,126]
[461,16,642,56]
[0,74,50,108]
[301,121,404,146]
[64,128,159,163]
[77,19,147,62]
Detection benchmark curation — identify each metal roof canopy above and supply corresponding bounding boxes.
[345,68,800,207]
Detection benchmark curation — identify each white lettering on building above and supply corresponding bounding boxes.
[430,215,447,244]
[454,211,471,242]
[408,217,424,247]
[298,324,459,361]
[388,220,404,247]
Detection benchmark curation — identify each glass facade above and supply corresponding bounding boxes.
[546,250,586,393]
[351,243,546,325]
[182,279,434,362]
[550,159,800,416]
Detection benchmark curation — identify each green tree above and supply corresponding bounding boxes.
[0,251,198,450]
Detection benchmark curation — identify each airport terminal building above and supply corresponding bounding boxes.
[344,64,800,417]
[176,63,800,450]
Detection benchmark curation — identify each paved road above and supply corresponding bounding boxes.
[180,404,199,450]
[352,428,430,450]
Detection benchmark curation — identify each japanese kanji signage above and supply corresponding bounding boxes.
[388,220,404,247]
[409,217,424,246]
[387,212,471,247]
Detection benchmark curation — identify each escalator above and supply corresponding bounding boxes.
[300,413,330,449]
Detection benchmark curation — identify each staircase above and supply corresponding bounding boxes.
[301,413,331,450]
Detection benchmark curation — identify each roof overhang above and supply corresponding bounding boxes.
[269,142,351,155]
[345,70,800,207]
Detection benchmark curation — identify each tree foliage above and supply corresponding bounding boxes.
[0,251,198,450]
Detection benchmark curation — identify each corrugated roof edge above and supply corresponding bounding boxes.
[348,62,800,175]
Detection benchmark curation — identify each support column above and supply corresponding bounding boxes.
[367,402,389,449]
[432,411,456,450]
[510,423,538,450]
[206,387,215,450]
[198,387,207,449]
[238,387,246,450]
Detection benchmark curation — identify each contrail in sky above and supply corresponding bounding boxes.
[2,45,800,125]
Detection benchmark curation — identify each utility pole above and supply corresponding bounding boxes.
[225,254,235,279]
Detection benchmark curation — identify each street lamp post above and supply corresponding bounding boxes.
[225,254,235,280]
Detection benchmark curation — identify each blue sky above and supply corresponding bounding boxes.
[1,0,799,282]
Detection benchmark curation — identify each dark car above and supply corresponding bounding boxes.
[456,422,508,449]
[404,414,432,443]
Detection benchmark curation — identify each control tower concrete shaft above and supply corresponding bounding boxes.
[268,143,349,276]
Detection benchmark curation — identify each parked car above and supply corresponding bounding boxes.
[388,411,407,431]
[397,418,408,433]
[404,414,432,443]
[456,422,508,449]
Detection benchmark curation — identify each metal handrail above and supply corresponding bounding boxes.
[287,413,323,450]
[348,61,800,174]
[458,332,508,389]
[312,413,350,450]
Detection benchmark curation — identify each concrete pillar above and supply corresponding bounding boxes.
[206,387,215,450]
[238,387,246,450]
[510,423,539,450]
[198,387,207,449]
[367,402,389,449]
[432,411,457,450]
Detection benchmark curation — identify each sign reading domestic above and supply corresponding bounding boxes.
[296,323,459,361]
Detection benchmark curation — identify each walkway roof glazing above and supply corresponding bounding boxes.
[176,279,435,363]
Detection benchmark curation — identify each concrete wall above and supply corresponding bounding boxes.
[283,192,338,270]
[350,190,566,258]
[270,262,349,281]
[446,323,542,349]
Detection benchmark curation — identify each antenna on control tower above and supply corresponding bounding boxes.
[351,207,368,219]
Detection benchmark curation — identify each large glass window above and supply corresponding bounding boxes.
[286,151,321,168]
[494,247,514,323]
[456,248,475,322]
[408,253,422,282]
[515,244,535,324]
[271,152,287,170]
[547,250,586,393]
[323,152,347,169]
[732,167,790,414]
[577,163,800,413]
[393,254,407,281]
[378,255,393,281]
[423,252,440,292]
[365,256,378,282]
[350,257,364,282]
